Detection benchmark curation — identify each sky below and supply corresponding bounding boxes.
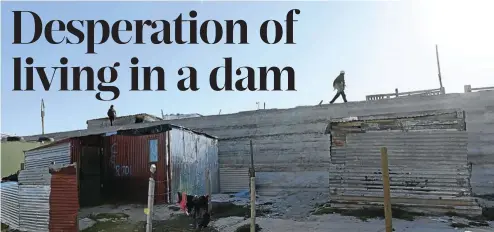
[1,0,493,136]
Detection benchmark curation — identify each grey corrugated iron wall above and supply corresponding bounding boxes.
[24,143,71,170]
[256,171,330,196]
[18,168,52,185]
[170,129,219,202]
[219,168,250,193]
[18,168,52,232]
[329,131,482,216]
[198,133,219,194]
[0,182,20,230]
[1,169,53,231]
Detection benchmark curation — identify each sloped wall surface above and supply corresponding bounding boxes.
[22,91,494,199]
[165,92,494,198]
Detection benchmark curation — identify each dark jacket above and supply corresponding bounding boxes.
[333,74,346,92]
[107,108,116,118]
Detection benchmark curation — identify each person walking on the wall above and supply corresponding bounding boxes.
[107,105,117,126]
[330,70,348,104]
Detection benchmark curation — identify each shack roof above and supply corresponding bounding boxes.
[25,123,217,152]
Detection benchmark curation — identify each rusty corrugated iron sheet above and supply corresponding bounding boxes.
[49,164,79,232]
[0,182,20,230]
[70,138,82,166]
[328,109,482,216]
[104,133,168,204]
[70,135,104,165]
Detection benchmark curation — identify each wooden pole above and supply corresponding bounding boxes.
[146,166,156,232]
[41,99,45,135]
[206,169,212,213]
[380,147,393,232]
[74,161,79,230]
[249,140,256,232]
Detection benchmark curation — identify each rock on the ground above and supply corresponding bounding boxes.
[78,218,96,231]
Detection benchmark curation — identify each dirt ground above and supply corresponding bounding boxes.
[77,193,494,232]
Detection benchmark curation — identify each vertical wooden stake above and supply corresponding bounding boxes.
[74,162,80,204]
[146,176,155,232]
[250,177,256,232]
[206,169,212,213]
[249,140,256,232]
[41,99,45,135]
[74,162,79,231]
[380,147,393,232]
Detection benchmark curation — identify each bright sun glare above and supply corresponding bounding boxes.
[414,0,494,58]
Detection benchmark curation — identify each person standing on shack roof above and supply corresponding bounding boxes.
[107,105,117,126]
[330,70,348,104]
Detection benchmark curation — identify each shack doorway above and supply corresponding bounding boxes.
[79,146,103,207]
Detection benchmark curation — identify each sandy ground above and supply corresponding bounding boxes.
[79,204,178,223]
[212,215,494,232]
[77,193,493,232]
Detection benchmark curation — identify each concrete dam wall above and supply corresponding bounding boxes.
[163,91,494,199]
[23,91,494,201]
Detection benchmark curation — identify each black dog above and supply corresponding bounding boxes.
[177,192,211,229]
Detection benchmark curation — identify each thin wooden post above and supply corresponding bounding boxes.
[249,140,256,232]
[41,99,45,135]
[380,147,393,232]
[74,162,79,231]
[146,165,156,232]
[74,162,79,204]
[206,169,212,213]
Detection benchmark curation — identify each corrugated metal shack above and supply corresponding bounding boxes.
[169,128,219,203]
[49,164,79,232]
[18,168,52,231]
[327,109,482,216]
[23,123,219,207]
[0,164,78,232]
[0,182,20,230]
